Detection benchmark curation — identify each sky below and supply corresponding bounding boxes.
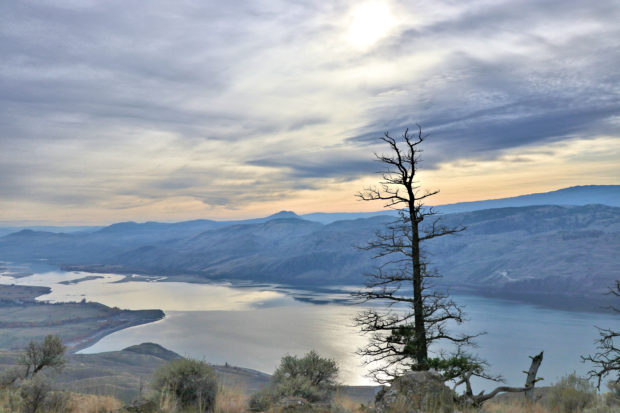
[1,0,619,225]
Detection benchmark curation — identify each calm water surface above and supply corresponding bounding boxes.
[0,266,617,391]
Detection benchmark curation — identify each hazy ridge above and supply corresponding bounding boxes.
[0,186,618,301]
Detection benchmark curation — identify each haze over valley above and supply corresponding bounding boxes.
[1,185,618,306]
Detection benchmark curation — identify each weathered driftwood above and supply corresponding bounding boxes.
[457,351,544,407]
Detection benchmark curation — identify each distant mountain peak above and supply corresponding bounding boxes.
[7,229,60,237]
[267,210,299,220]
[8,229,37,236]
[97,221,139,233]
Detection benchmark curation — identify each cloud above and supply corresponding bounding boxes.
[346,0,620,163]
[248,146,378,180]
[0,0,618,222]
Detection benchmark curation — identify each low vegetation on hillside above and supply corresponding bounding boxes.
[1,335,619,412]
[248,350,339,411]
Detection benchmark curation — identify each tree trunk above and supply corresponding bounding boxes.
[411,204,427,366]
[524,351,544,401]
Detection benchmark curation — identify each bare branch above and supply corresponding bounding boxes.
[457,352,544,407]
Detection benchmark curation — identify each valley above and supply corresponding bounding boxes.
[0,264,615,393]
[0,186,618,406]
[1,202,618,309]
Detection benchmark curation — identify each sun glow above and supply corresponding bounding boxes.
[347,1,396,49]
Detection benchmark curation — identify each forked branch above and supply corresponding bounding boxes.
[456,351,544,407]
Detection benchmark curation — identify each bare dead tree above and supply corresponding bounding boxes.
[353,127,478,383]
[455,352,544,407]
[352,127,546,406]
[582,280,620,389]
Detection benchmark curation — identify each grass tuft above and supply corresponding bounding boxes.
[215,385,248,413]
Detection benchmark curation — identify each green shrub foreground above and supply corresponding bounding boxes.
[249,350,338,411]
[152,358,217,412]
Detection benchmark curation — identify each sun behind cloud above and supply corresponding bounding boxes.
[347,1,396,49]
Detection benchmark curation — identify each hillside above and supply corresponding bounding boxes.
[0,343,377,404]
[302,185,620,223]
[433,185,620,214]
[1,203,619,301]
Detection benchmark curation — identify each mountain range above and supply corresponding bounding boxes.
[302,185,620,223]
[0,185,618,302]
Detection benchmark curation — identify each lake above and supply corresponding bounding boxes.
[0,265,617,392]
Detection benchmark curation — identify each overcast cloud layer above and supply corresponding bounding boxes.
[1,0,619,224]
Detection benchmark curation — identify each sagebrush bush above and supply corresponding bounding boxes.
[273,350,338,389]
[66,393,123,413]
[0,367,22,388]
[249,350,339,411]
[152,358,217,412]
[0,386,22,413]
[18,335,66,379]
[548,372,597,413]
[19,377,52,413]
[214,385,247,413]
[607,381,620,407]
[40,390,70,412]
[248,388,275,412]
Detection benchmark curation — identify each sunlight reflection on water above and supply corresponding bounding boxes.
[0,270,298,311]
[1,266,617,389]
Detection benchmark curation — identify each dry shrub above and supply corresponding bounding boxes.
[0,367,22,388]
[605,382,620,408]
[331,394,361,412]
[376,392,452,413]
[549,373,597,413]
[215,385,247,413]
[67,393,123,413]
[155,391,175,412]
[19,376,53,413]
[482,399,550,413]
[0,386,22,412]
[152,358,217,412]
[583,405,620,413]
[250,350,339,411]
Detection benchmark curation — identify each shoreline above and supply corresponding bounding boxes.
[0,264,612,393]
[0,281,165,353]
[66,312,166,354]
[60,263,616,316]
[4,259,614,316]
